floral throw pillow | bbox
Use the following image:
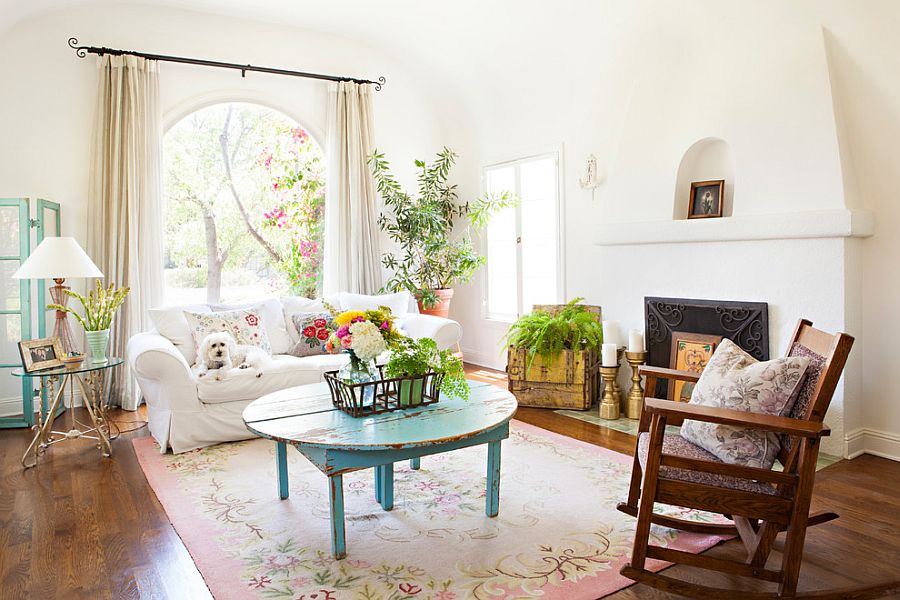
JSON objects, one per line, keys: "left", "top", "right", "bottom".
{"left": 289, "top": 312, "right": 336, "bottom": 357}
{"left": 680, "top": 338, "right": 810, "bottom": 469}
{"left": 183, "top": 308, "right": 272, "bottom": 357}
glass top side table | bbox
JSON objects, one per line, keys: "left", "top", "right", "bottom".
{"left": 13, "top": 358, "right": 124, "bottom": 469}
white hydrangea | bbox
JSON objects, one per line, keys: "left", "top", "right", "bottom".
{"left": 349, "top": 321, "right": 387, "bottom": 361}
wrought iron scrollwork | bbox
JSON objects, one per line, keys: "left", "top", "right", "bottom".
{"left": 646, "top": 301, "right": 685, "bottom": 343}
{"left": 716, "top": 307, "right": 766, "bottom": 359}
{"left": 68, "top": 37, "right": 86, "bottom": 58}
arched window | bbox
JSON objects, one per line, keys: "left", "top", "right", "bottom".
{"left": 163, "top": 102, "right": 325, "bottom": 304}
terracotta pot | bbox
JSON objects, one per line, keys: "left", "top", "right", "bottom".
{"left": 418, "top": 288, "right": 454, "bottom": 318}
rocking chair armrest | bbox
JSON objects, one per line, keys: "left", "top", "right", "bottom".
{"left": 644, "top": 398, "right": 830, "bottom": 438}
{"left": 639, "top": 365, "right": 700, "bottom": 384}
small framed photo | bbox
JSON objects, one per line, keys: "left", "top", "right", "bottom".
{"left": 18, "top": 337, "right": 65, "bottom": 372}
{"left": 688, "top": 180, "right": 725, "bottom": 219}
{"left": 668, "top": 332, "right": 722, "bottom": 402}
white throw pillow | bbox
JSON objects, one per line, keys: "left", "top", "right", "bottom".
{"left": 339, "top": 291, "right": 412, "bottom": 317}
{"left": 211, "top": 299, "right": 291, "bottom": 355}
{"left": 680, "top": 339, "right": 810, "bottom": 470}
{"left": 148, "top": 304, "right": 211, "bottom": 364}
{"left": 184, "top": 307, "right": 272, "bottom": 360}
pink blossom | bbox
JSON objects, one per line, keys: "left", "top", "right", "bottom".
{"left": 340, "top": 336, "right": 353, "bottom": 349}
{"left": 336, "top": 325, "right": 350, "bottom": 338}
{"left": 435, "top": 592, "right": 457, "bottom": 600}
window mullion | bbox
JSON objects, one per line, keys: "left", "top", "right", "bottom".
{"left": 514, "top": 163, "right": 524, "bottom": 317}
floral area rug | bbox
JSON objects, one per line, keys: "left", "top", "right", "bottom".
{"left": 133, "top": 421, "right": 728, "bottom": 600}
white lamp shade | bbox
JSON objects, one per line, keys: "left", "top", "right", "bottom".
{"left": 13, "top": 237, "right": 103, "bottom": 280}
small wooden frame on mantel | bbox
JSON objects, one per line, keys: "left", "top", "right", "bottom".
{"left": 688, "top": 179, "right": 725, "bottom": 219}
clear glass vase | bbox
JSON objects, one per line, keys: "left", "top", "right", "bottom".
{"left": 338, "top": 353, "right": 378, "bottom": 407}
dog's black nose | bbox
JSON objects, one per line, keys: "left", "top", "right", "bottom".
{"left": 216, "top": 351, "right": 223, "bottom": 357}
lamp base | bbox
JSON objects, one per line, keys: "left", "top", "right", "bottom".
{"left": 50, "top": 278, "right": 79, "bottom": 355}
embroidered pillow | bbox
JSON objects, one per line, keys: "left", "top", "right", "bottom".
{"left": 288, "top": 312, "right": 336, "bottom": 357}
{"left": 680, "top": 338, "right": 810, "bottom": 469}
{"left": 183, "top": 308, "right": 272, "bottom": 357}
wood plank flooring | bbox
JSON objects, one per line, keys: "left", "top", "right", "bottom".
{"left": 0, "top": 366, "right": 897, "bottom": 599}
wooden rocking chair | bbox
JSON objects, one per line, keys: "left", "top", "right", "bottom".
{"left": 617, "top": 319, "right": 900, "bottom": 599}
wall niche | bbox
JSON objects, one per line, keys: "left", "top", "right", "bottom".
{"left": 673, "top": 137, "right": 736, "bottom": 220}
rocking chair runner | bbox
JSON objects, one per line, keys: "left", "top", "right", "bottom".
{"left": 617, "top": 319, "right": 900, "bottom": 599}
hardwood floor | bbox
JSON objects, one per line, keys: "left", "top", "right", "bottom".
{"left": 0, "top": 367, "right": 898, "bottom": 599}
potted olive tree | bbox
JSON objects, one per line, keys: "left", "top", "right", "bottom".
{"left": 368, "top": 147, "right": 516, "bottom": 317}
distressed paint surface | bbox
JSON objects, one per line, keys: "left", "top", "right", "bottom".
{"left": 244, "top": 380, "right": 517, "bottom": 449}
{"left": 242, "top": 380, "right": 518, "bottom": 558}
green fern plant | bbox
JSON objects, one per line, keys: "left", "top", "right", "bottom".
{"left": 385, "top": 337, "right": 469, "bottom": 400}
{"left": 47, "top": 280, "right": 130, "bottom": 331}
{"left": 502, "top": 298, "right": 603, "bottom": 369}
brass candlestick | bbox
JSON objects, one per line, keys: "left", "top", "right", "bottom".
{"left": 599, "top": 363, "right": 622, "bottom": 420}
{"left": 625, "top": 350, "right": 648, "bottom": 419}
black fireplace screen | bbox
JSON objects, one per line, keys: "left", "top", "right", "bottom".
{"left": 644, "top": 296, "right": 769, "bottom": 398}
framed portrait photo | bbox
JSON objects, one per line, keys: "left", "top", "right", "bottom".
{"left": 688, "top": 179, "right": 725, "bottom": 219}
{"left": 18, "top": 337, "right": 65, "bottom": 373}
{"left": 667, "top": 331, "right": 723, "bottom": 402}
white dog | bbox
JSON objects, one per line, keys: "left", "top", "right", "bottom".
{"left": 195, "top": 332, "right": 268, "bottom": 380}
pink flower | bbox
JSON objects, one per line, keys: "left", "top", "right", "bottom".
{"left": 380, "top": 321, "right": 390, "bottom": 331}
{"left": 399, "top": 583, "right": 421, "bottom": 595}
{"left": 336, "top": 325, "right": 350, "bottom": 338}
{"left": 435, "top": 592, "right": 457, "bottom": 600}
{"left": 247, "top": 575, "right": 272, "bottom": 589}
{"left": 340, "top": 336, "right": 353, "bottom": 349}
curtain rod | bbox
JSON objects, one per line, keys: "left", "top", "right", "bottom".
{"left": 67, "top": 37, "right": 386, "bottom": 90}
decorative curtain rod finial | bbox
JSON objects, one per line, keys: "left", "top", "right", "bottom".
{"left": 68, "top": 37, "right": 87, "bottom": 58}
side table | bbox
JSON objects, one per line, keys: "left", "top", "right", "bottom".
{"left": 13, "top": 357, "right": 124, "bottom": 469}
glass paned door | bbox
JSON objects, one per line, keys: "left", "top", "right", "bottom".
{"left": 36, "top": 199, "right": 61, "bottom": 338}
{"left": 0, "top": 198, "right": 32, "bottom": 428}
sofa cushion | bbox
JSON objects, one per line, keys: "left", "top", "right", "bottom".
{"left": 197, "top": 354, "right": 351, "bottom": 404}
{"left": 339, "top": 291, "right": 413, "bottom": 317}
{"left": 148, "top": 303, "right": 211, "bottom": 364}
{"left": 212, "top": 298, "right": 291, "bottom": 355}
{"left": 289, "top": 312, "right": 336, "bottom": 357}
{"left": 184, "top": 307, "right": 273, "bottom": 357}
{"left": 680, "top": 338, "right": 809, "bottom": 469}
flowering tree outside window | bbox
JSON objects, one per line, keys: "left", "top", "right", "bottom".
{"left": 164, "top": 102, "right": 325, "bottom": 304}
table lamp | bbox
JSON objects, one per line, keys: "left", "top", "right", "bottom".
{"left": 13, "top": 237, "right": 103, "bottom": 354}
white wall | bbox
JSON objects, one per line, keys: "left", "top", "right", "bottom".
{"left": 450, "top": 1, "right": 898, "bottom": 459}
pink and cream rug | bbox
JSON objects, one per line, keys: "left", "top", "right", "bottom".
{"left": 134, "top": 421, "right": 728, "bottom": 600}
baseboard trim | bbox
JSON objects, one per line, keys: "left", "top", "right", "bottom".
{"left": 0, "top": 391, "right": 84, "bottom": 419}
{"left": 845, "top": 428, "right": 900, "bottom": 462}
{"left": 460, "top": 347, "right": 505, "bottom": 371}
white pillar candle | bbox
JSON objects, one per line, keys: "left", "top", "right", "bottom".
{"left": 628, "top": 329, "right": 644, "bottom": 353}
{"left": 602, "top": 320, "right": 621, "bottom": 347}
{"left": 602, "top": 343, "right": 619, "bottom": 367}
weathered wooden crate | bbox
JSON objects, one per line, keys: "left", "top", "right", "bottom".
{"left": 506, "top": 304, "right": 602, "bottom": 411}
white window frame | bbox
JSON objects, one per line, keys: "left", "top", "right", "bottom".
{"left": 480, "top": 147, "right": 566, "bottom": 323}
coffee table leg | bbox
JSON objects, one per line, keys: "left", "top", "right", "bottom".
{"left": 276, "top": 442, "right": 289, "bottom": 499}
{"left": 329, "top": 474, "right": 346, "bottom": 559}
{"left": 379, "top": 463, "right": 394, "bottom": 511}
{"left": 410, "top": 457, "right": 421, "bottom": 470}
{"left": 374, "top": 466, "right": 382, "bottom": 503}
{"left": 486, "top": 441, "right": 501, "bottom": 517}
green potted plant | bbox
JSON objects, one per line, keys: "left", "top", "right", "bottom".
{"left": 48, "top": 281, "right": 130, "bottom": 363}
{"left": 385, "top": 337, "right": 468, "bottom": 404}
{"left": 368, "top": 147, "right": 516, "bottom": 317}
{"left": 502, "top": 298, "right": 604, "bottom": 410}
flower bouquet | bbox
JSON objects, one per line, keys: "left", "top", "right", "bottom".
{"left": 325, "top": 307, "right": 404, "bottom": 384}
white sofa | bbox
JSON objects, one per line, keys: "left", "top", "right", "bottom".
{"left": 126, "top": 292, "right": 462, "bottom": 454}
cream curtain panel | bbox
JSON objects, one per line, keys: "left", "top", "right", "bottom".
{"left": 87, "top": 54, "right": 164, "bottom": 410}
{"left": 324, "top": 81, "right": 383, "bottom": 295}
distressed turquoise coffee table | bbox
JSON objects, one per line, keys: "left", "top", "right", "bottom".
{"left": 242, "top": 380, "right": 517, "bottom": 559}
